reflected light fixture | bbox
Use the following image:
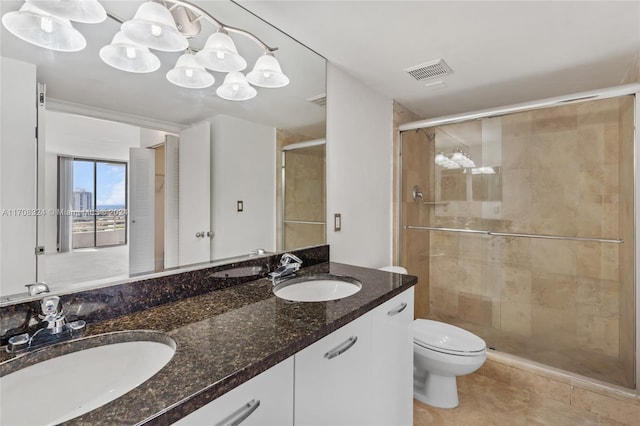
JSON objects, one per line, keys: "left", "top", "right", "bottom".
{"left": 434, "top": 152, "right": 460, "bottom": 169}
{"left": 166, "top": 50, "right": 215, "bottom": 89}
{"left": 195, "top": 29, "right": 247, "bottom": 72}
{"left": 121, "top": 1, "right": 188, "bottom": 52}
{"left": 435, "top": 150, "right": 476, "bottom": 169}
{"left": 451, "top": 150, "right": 476, "bottom": 168}
{"left": 99, "top": 31, "right": 160, "bottom": 73}
{"left": 247, "top": 51, "right": 290, "bottom": 88}
{"left": 216, "top": 71, "right": 257, "bottom": 101}
{"left": 2, "top": 0, "right": 290, "bottom": 101}
{"left": 2, "top": 2, "right": 86, "bottom": 52}
{"left": 26, "top": 0, "right": 107, "bottom": 24}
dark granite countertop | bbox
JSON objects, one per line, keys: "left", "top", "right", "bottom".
{"left": 1, "top": 261, "right": 416, "bottom": 425}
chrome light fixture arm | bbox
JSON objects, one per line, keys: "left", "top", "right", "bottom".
{"left": 103, "top": 0, "right": 278, "bottom": 53}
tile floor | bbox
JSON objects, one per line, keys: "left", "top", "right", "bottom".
{"left": 45, "top": 245, "right": 129, "bottom": 289}
{"left": 413, "top": 373, "right": 638, "bottom": 426}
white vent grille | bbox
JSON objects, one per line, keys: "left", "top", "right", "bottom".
{"left": 307, "top": 93, "right": 326, "bottom": 107}
{"left": 405, "top": 59, "right": 453, "bottom": 81}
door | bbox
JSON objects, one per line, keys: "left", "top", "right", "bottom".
{"left": 178, "top": 121, "right": 211, "bottom": 266}
{"left": 129, "top": 148, "right": 155, "bottom": 275}
{"left": 164, "top": 135, "right": 179, "bottom": 269}
{"left": 371, "top": 288, "right": 415, "bottom": 426}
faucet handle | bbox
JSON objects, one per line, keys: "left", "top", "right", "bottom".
{"left": 40, "top": 296, "right": 61, "bottom": 317}
{"left": 25, "top": 282, "right": 50, "bottom": 296}
{"left": 280, "top": 253, "right": 302, "bottom": 266}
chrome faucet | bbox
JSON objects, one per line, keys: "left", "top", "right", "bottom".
{"left": 5, "top": 295, "right": 86, "bottom": 353}
{"left": 268, "top": 253, "right": 302, "bottom": 284}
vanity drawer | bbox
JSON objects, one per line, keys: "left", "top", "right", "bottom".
{"left": 174, "top": 357, "right": 293, "bottom": 426}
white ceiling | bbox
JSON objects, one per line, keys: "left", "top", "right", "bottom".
{"left": 237, "top": 0, "right": 640, "bottom": 119}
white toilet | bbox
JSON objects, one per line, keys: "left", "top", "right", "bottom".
{"left": 412, "top": 319, "right": 486, "bottom": 408}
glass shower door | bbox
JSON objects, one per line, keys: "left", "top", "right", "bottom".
{"left": 282, "top": 142, "right": 326, "bottom": 250}
{"left": 400, "top": 95, "right": 636, "bottom": 389}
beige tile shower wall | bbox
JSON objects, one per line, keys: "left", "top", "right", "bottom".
{"left": 618, "top": 96, "right": 635, "bottom": 388}
{"left": 400, "top": 128, "right": 433, "bottom": 318}
{"left": 393, "top": 101, "right": 423, "bottom": 266}
{"left": 276, "top": 129, "right": 325, "bottom": 251}
{"left": 425, "top": 97, "right": 635, "bottom": 387}
{"left": 622, "top": 50, "right": 640, "bottom": 84}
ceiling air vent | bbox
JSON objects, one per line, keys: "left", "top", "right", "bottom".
{"left": 307, "top": 93, "right": 326, "bottom": 107}
{"left": 405, "top": 59, "right": 453, "bottom": 81}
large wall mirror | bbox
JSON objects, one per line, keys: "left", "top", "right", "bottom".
{"left": 0, "top": 0, "right": 326, "bottom": 301}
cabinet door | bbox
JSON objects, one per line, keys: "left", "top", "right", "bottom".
{"left": 371, "top": 288, "right": 415, "bottom": 426}
{"left": 174, "top": 357, "right": 293, "bottom": 426}
{"left": 294, "top": 313, "right": 372, "bottom": 426}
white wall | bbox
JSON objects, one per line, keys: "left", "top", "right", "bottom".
{"left": 210, "top": 115, "right": 276, "bottom": 259}
{"left": 140, "top": 127, "right": 169, "bottom": 148}
{"left": 46, "top": 110, "right": 141, "bottom": 160}
{"left": 0, "top": 57, "right": 37, "bottom": 295}
{"left": 326, "top": 64, "right": 394, "bottom": 268}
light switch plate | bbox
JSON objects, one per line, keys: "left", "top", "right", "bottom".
{"left": 334, "top": 213, "right": 341, "bottom": 231}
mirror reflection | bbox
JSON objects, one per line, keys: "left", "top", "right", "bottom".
{"left": 0, "top": 0, "right": 327, "bottom": 300}
{"left": 434, "top": 124, "right": 503, "bottom": 204}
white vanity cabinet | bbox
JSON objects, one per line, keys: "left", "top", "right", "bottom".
{"left": 294, "top": 287, "right": 415, "bottom": 426}
{"left": 173, "top": 287, "right": 415, "bottom": 426}
{"left": 371, "top": 287, "right": 415, "bottom": 426}
{"left": 174, "top": 357, "right": 294, "bottom": 426}
{"left": 294, "top": 313, "right": 373, "bottom": 426}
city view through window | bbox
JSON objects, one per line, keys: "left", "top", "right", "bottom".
{"left": 71, "top": 159, "right": 127, "bottom": 249}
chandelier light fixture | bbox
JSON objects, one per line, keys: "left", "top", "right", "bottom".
{"left": 2, "top": 0, "right": 290, "bottom": 101}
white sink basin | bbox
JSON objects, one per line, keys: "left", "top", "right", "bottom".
{"left": 273, "top": 274, "right": 362, "bottom": 302}
{"left": 0, "top": 331, "right": 175, "bottom": 425}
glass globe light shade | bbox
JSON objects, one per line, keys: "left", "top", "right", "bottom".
{"left": 121, "top": 1, "right": 188, "bottom": 52}
{"left": 195, "top": 30, "right": 247, "bottom": 72}
{"left": 216, "top": 71, "right": 257, "bottom": 101}
{"left": 99, "top": 31, "right": 161, "bottom": 73}
{"left": 166, "top": 51, "right": 215, "bottom": 89}
{"left": 2, "top": 2, "right": 86, "bottom": 52}
{"left": 26, "top": 0, "right": 106, "bottom": 23}
{"left": 246, "top": 53, "right": 289, "bottom": 88}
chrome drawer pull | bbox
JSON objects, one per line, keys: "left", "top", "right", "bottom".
{"left": 324, "top": 336, "right": 358, "bottom": 360}
{"left": 387, "top": 302, "right": 408, "bottom": 316}
{"left": 216, "top": 399, "right": 260, "bottom": 426}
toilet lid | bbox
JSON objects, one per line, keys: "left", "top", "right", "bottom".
{"left": 413, "top": 319, "right": 486, "bottom": 355}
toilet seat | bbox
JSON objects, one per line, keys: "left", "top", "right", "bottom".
{"left": 413, "top": 319, "right": 486, "bottom": 356}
